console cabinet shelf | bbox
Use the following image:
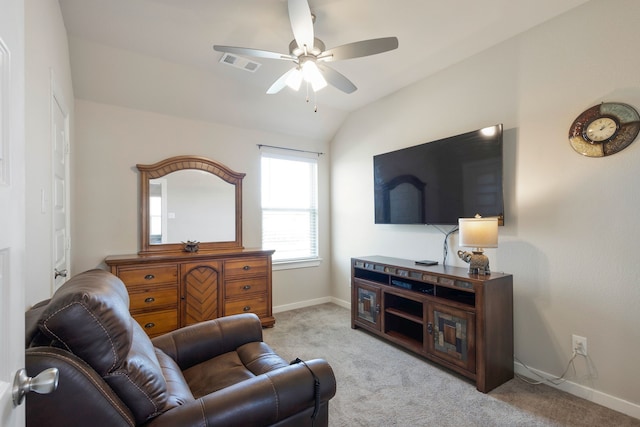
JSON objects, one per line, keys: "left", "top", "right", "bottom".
{"left": 351, "top": 256, "right": 513, "bottom": 392}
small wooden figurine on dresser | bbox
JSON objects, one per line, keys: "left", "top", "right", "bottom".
{"left": 105, "top": 155, "right": 275, "bottom": 338}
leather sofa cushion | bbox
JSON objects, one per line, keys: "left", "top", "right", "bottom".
{"left": 151, "top": 313, "right": 264, "bottom": 371}
{"left": 38, "top": 269, "right": 133, "bottom": 375}
{"left": 37, "top": 269, "right": 171, "bottom": 425}
{"left": 237, "top": 341, "right": 290, "bottom": 375}
{"left": 182, "top": 342, "right": 288, "bottom": 399}
{"left": 155, "top": 348, "right": 194, "bottom": 410}
{"left": 25, "top": 300, "right": 49, "bottom": 347}
{"left": 183, "top": 351, "right": 255, "bottom": 398}
{"left": 104, "top": 322, "right": 170, "bottom": 424}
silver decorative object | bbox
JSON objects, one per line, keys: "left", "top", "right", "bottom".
{"left": 457, "top": 250, "right": 490, "bottom": 275}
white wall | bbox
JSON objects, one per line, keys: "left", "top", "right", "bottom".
{"left": 331, "top": 0, "right": 640, "bottom": 415}
{"left": 72, "top": 100, "right": 332, "bottom": 310}
{"left": 24, "top": 0, "right": 74, "bottom": 306}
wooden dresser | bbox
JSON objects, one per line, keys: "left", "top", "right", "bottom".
{"left": 105, "top": 248, "right": 275, "bottom": 337}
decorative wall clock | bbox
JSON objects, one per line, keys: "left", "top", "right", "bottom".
{"left": 568, "top": 102, "right": 640, "bottom": 157}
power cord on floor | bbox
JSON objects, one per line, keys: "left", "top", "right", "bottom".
{"left": 514, "top": 352, "right": 579, "bottom": 386}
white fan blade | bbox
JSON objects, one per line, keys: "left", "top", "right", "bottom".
{"left": 288, "top": 0, "right": 314, "bottom": 51}
{"left": 319, "top": 37, "right": 399, "bottom": 62}
{"left": 267, "top": 67, "right": 299, "bottom": 94}
{"left": 317, "top": 63, "right": 357, "bottom": 94}
{"left": 214, "top": 45, "right": 295, "bottom": 61}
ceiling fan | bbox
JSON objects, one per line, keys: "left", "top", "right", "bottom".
{"left": 213, "top": 0, "right": 399, "bottom": 95}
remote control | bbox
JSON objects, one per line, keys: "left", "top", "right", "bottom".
{"left": 415, "top": 260, "right": 438, "bottom": 266}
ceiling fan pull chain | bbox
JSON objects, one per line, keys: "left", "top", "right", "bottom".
{"left": 303, "top": 81, "right": 318, "bottom": 112}
{"left": 314, "top": 90, "right": 318, "bottom": 113}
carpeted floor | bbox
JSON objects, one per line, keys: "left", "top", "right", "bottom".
{"left": 263, "top": 303, "right": 640, "bottom": 427}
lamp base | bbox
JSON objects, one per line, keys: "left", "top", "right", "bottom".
{"left": 457, "top": 250, "right": 491, "bottom": 275}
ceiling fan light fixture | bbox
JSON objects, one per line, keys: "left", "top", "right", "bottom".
{"left": 214, "top": 0, "right": 398, "bottom": 96}
{"left": 301, "top": 59, "right": 327, "bottom": 91}
{"left": 286, "top": 67, "right": 303, "bottom": 90}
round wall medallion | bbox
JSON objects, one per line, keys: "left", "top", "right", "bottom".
{"left": 568, "top": 102, "right": 640, "bottom": 157}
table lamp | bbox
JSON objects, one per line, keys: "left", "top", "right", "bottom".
{"left": 457, "top": 214, "right": 498, "bottom": 275}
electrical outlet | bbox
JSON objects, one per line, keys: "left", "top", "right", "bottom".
{"left": 572, "top": 334, "right": 587, "bottom": 356}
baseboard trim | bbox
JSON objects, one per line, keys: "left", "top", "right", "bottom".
{"left": 514, "top": 362, "right": 640, "bottom": 420}
{"left": 273, "top": 297, "right": 349, "bottom": 314}
{"left": 329, "top": 297, "right": 350, "bottom": 309}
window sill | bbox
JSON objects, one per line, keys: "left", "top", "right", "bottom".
{"left": 272, "top": 258, "right": 323, "bottom": 271}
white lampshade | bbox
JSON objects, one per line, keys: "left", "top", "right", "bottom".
{"left": 458, "top": 216, "right": 498, "bottom": 249}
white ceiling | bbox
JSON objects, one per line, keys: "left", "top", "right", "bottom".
{"left": 58, "top": 0, "right": 589, "bottom": 141}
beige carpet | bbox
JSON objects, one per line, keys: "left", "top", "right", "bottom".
{"left": 263, "top": 303, "right": 639, "bottom": 427}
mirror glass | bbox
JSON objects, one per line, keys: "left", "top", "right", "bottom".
{"left": 138, "top": 156, "right": 244, "bottom": 254}
{"left": 149, "top": 170, "right": 235, "bottom": 244}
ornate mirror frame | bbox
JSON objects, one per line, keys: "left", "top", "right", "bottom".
{"left": 138, "top": 155, "right": 245, "bottom": 254}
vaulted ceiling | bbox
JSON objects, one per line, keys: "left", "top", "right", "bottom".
{"left": 59, "top": 0, "right": 589, "bottom": 141}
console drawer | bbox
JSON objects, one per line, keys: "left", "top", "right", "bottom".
{"left": 132, "top": 309, "right": 178, "bottom": 337}
{"left": 224, "top": 296, "right": 268, "bottom": 317}
{"left": 225, "top": 257, "right": 268, "bottom": 278}
{"left": 225, "top": 277, "right": 267, "bottom": 298}
{"left": 117, "top": 265, "right": 178, "bottom": 286}
{"left": 128, "top": 285, "right": 178, "bottom": 311}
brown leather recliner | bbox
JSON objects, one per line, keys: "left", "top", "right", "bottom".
{"left": 24, "top": 269, "right": 336, "bottom": 426}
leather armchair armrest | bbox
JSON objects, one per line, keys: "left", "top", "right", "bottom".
{"left": 146, "top": 359, "right": 336, "bottom": 427}
{"left": 151, "top": 313, "right": 263, "bottom": 370}
{"left": 26, "top": 347, "right": 135, "bottom": 427}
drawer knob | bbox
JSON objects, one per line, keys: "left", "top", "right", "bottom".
{"left": 144, "top": 274, "right": 155, "bottom": 280}
{"left": 242, "top": 285, "right": 252, "bottom": 290}
{"left": 144, "top": 322, "right": 155, "bottom": 329}
{"left": 243, "top": 306, "right": 251, "bottom": 312}
{"left": 144, "top": 297, "right": 155, "bottom": 303}
{"left": 242, "top": 265, "right": 251, "bottom": 271}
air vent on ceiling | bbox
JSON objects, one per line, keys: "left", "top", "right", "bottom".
{"left": 219, "top": 53, "right": 261, "bottom": 73}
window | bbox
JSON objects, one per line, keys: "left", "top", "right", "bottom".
{"left": 261, "top": 151, "right": 318, "bottom": 263}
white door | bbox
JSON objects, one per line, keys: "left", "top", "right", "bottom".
{"left": 0, "top": 0, "right": 26, "bottom": 425}
{"left": 51, "top": 82, "right": 70, "bottom": 291}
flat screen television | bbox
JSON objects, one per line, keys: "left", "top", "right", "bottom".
{"left": 374, "top": 124, "right": 504, "bottom": 225}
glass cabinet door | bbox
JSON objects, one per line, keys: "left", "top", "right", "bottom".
{"left": 354, "top": 280, "right": 381, "bottom": 330}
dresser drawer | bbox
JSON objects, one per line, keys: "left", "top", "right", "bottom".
{"left": 118, "top": 265, "right": 178, "bottom": 286}
{"left": 225, "top": 257, "right": 268, "bottom": 278}
{"left": 225, "top": 277, "right": 267, "bottom": 298}
{"left": 128, "top": 285, "right": 178, "bottom": 311}
{"left": 132, "top": 309, "right": 178, "bottom": 337}
{"left": 224, "top": 296, "right": 268, "bottom": 317}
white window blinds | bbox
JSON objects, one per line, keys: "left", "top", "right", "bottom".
{"left": 261, "top": 151, "right": 318, "bottom": 262}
